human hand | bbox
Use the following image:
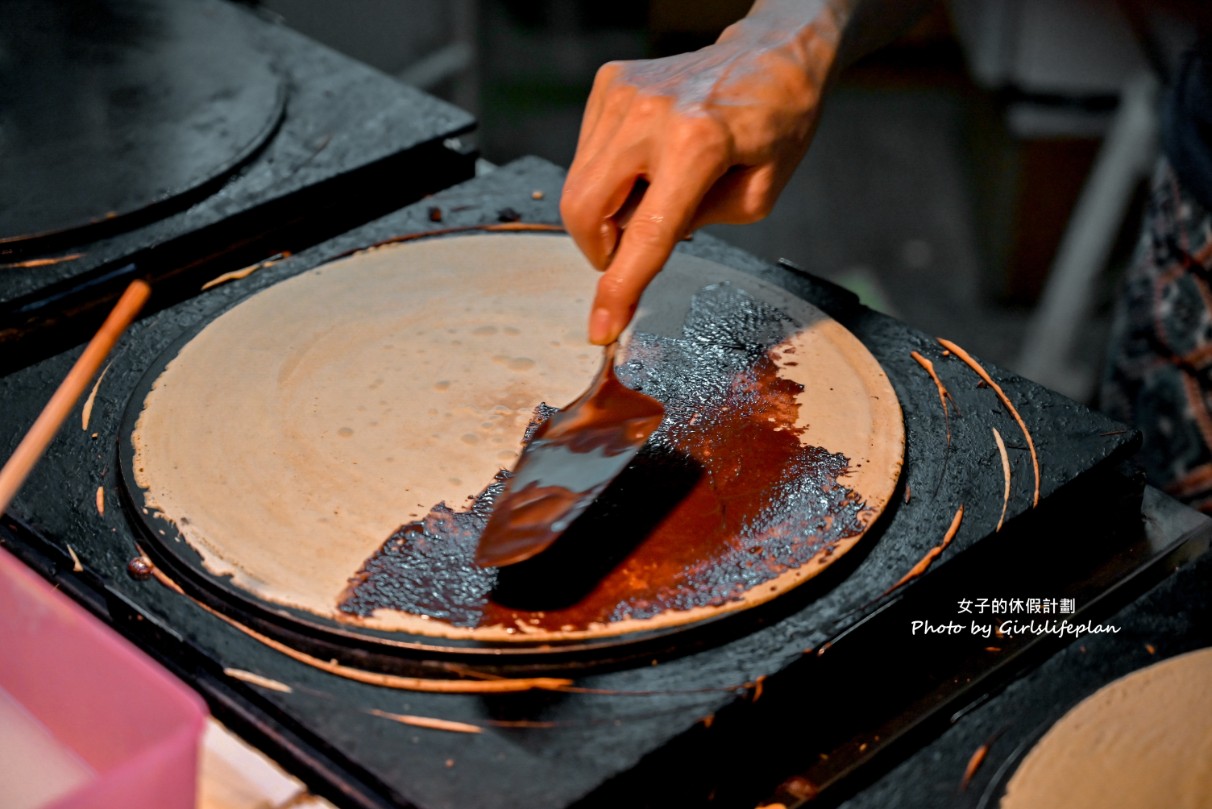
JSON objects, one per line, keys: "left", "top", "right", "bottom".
{"left": 561, "top": 4, "right": 844, "bottom": 344}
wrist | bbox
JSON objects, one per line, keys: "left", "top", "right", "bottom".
{"left": 719, "top": 0, "right": 849, "bottom": 90}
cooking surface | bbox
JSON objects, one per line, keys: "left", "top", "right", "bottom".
{"left": 999, "top": 647, "right": 1212, "bottom": 809}
{"left": 123, "top": 233, "right": 903, "bottom": 650}
{"left": 0, "top": 158, "right": 1148, "bottom": 808}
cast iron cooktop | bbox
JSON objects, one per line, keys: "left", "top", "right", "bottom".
{"left": 1, "top": 159, "right": 1150, "bottom": 809}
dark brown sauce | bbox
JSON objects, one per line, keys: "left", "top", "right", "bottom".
{"left": 338, "top": 284, "right": 869, "bottom": 632}
{"left": 475, "top": 342, "right": 666, "bottom": 567}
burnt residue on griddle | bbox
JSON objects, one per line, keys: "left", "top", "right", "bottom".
{"left": 339, "top": 474, "right": 501, "bottom": 623}
{"left": 339, "top": 403, "right": 563, "bottom": 621}
{"left": 338, "top": 283, "right": 870, "bottom": 631}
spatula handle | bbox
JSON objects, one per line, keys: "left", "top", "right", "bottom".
{"left": 0, "top": 280, "right": 151, "bottom": 515}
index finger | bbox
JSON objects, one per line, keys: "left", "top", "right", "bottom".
{"left": 588, "top": 119, "right": 732, "bottom": 344}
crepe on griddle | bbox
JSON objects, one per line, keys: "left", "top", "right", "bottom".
{"left": 131, "top": 234, "right": 903, "bottom": 643}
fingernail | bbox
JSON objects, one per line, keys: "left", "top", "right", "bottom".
{"left": 589, "top": 307, "right": 614, "bottom": 345}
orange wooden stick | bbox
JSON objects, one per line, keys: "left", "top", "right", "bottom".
{"left": 0, "top": 280, "right": 151, "bottom": 515}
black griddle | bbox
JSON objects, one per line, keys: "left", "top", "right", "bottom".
{"left": 2, "top": 157, "right": 1188, "bottom": 809}
{"left": 823, "top": 493, "right": 1212, "bottom": 809}
{"left": 0, "top": 0, "right": 475, "bottom": 371}
{"left": 109, "top": 229, "right": 895, "bottom": 673}
{"left": 0, "top": 0, "right": 286, "bottom": 246}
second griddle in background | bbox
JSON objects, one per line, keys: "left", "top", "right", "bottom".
{"left": 0, "top": 0, "right": 286, "bottom": 247}
{"left": 0, "top": 0, "right": 474, "bottom": 370}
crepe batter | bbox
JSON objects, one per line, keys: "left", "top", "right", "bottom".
{"left": 131, "top": 233, "right": 903, "bottom": 642}
{"left": 1001, "top": 647, "right": 1212, "bottom": 809}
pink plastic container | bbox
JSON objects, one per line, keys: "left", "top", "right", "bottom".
{"left": 0, "top": 546, "right": 207, "bottom": 809}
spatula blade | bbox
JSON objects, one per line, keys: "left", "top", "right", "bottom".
{"left": 475, "top": 343, "right": 664, "bottom": 568}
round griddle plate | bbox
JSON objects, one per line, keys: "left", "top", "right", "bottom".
{"left": 979, "top": 650, "right": 1212, "bottom": 809}
{"left": 120, "top": 232, "right": 904, "bottom": 668}
{"left": 0, "top": 0, "right": 285, "bottom": 247}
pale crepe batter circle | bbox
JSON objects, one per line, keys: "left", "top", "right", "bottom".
{"left": 131, "top": 233, "right": 903, "bottom": 642}
{"left": 1001, "top": 647, "right": 1212, "bottom": 809}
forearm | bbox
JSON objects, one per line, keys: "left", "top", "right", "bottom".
{"left": 723, "top": 0, "right": 937, "bottom": 81}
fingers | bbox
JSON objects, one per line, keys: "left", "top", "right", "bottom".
{"left": 565, "top": 51, "right": 811, "bottom": 344}
{"left": 568, "top": 118, "right": 802, "bottom": 343}
{"left": 588, "top": 120, "right": 733, "bottom": 344}
{"left": 687, "top": 162, "right": 789, "bottom": 230}
{"left": 562, "top": 72, "right": 650, "bottom": 271}
{"left": 563, "top": 35, "right": 829, "bottom": 345}
{"left": 574, "top": 61, "right": 626, "bottom": 157}
{"left": 562, "top": 156, "right": 646, "bottom": 272}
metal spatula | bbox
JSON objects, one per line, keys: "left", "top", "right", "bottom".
{"left": 474, "top": 341, "right": 665, "bottom": 568}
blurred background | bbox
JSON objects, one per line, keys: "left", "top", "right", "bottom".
{"left": 256, "top": 0, "right": 1189, "bottom": 404}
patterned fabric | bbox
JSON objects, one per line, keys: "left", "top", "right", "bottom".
{"left": 1162, "top": 44, "right": 1212, "bottom": 214}
{"left": 1101, "top": 158, "right": 1212, "bottom": 512}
